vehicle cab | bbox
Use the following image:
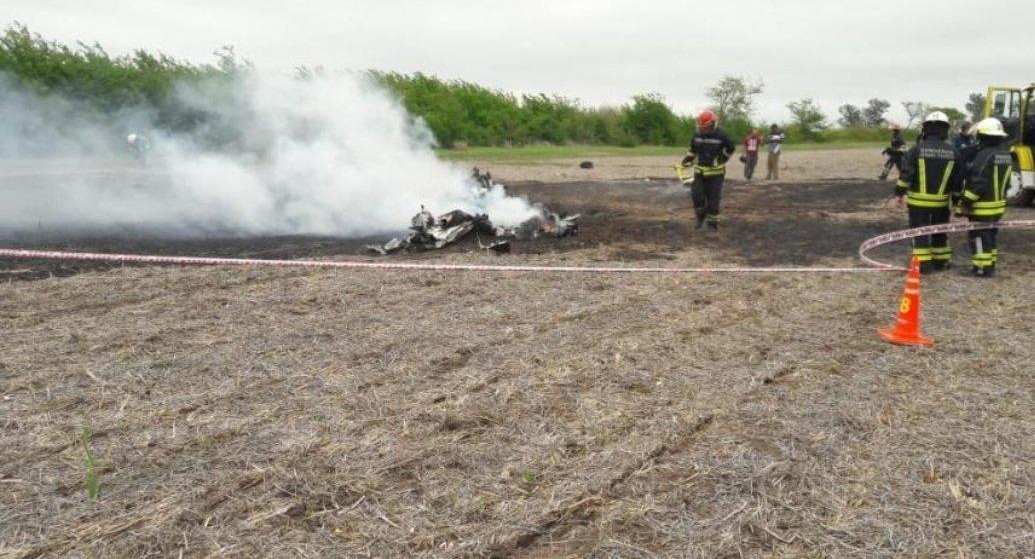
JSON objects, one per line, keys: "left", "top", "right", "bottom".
{"left": 985, "top": 84, "right": 1035, "bottom": 204}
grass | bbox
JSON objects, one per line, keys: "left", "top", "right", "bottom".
{"left": 437, "top": 141, "right": 886, "bottom": 163}
{"left": 81, "top": 426, "right": 98, "bottom": 501}
{"left": 2, "top": 180, "right": 1033, "bottom": 557}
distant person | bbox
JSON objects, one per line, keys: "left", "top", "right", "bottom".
{"left": 878, "top": 124, "right": 906, "bottom": 181}
{"left": 894, "top": 111, "right": 960, "bottom": 274}
{"left": 955, "top": 118, "right": 1012, "bottom": 277}
{"left": 680, "top": 110, "right": 735, "bottom": 231}
{"left": 765, "top": 124, "right": 785, "bottom": 180}
{"left": 126, "top": 133, "right": 150, "bottom": 165}
{"left": 742, "top": 129, "right": 762, "bottom": 180}
{"left": 954, "top": 122, "right": 975, "bottom": 152}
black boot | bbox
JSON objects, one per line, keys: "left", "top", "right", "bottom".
{"left": 919, "top": 261, "right": 935, "bottom": 275}
{"left": 694, "top": 214, "right": 705, "bottom": 229}
{"left": 932, "top": 260, "right": 950, "bottom": 271}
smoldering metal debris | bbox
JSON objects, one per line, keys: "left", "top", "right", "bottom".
{"left": 367, "top": 169, "right": 579, "bottom": 255}
{"left": 366, "top": 206, "right": 579, "bottom": 255}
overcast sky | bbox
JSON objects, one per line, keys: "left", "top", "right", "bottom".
{"left": 7, "top": 0, "right": 1031, "bottom": 123}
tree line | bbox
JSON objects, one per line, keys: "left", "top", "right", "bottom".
{"left": 0, "top": 24, "right": 252, "bottom": 136}
{"left": 0, "top": 23, "right": 985, "bottom": 150}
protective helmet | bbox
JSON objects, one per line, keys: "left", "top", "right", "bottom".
{"left": 697, "top": 110, "right": 718, "bottom": 131}
{"left": 970, "top": 117, "right": 1008, "bottom": 137}
{"left": 127, "top": 133, "right": 138, "bottom": 143}
{"left": 889, "top": 123, "right": 901, "bottom": 131}
{"left": 923, "top": 111, "right": 950, "bottom": 125}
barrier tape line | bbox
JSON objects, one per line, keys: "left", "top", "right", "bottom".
{"left": 858, "top": 219, "right": 1035, "bottom": 269}
{"left": 1, "top": 220, "right": 1032, "bottom": 275}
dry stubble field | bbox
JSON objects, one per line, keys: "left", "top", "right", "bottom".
{"left": 1, "top": 150, "right": 1033, "bottom": 558}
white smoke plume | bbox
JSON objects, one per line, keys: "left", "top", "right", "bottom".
{"left": 0, "top": 72, "right": 540, "bottom": 237}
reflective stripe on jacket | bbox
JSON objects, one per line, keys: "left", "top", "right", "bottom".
{"left": 687, "top": 129, "right": 735, "bottom": 177}
{"left": 895, "top": 138, "right": 961, "bottom": 208}
{"left": 961, "top": 146, "right": 1012, "bottom": 220}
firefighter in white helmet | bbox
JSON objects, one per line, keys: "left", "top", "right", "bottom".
{"left": 955, "top": 117, "right": 1012, "bottom": 277}
{"left": 894, "top": 111, "right": 961, "bottom": 273}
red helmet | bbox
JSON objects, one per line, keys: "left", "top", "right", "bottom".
{"left": 697, "top": 110, "right": 718, "bottom": 131}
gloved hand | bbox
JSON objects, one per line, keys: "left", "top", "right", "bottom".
{"left": 681, "top": 154, "right": 695, "bottom": 166}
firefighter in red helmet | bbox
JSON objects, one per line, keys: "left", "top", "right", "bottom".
{"left": 680, "top": 110, "right": 736, "bottom": 231}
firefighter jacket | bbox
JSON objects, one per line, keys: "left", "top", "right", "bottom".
{"left": 883, "top": 131, "right": 907, "bottom": 157}
{"left": 959, "top": 144, "right": 1013, "bottom": 220}
{"left": 895, "top": 137, "right": 961, "bottom": 209}
{"left": 685, "top": 129, "right": 736, "bottom": 177}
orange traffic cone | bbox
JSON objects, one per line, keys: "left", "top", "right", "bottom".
{"left": 878, "top": 256, "right": 934, "bottom": 347}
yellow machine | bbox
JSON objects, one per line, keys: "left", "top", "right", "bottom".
{"left": 984, "top": 84, "right": 1035, "bottom": 205}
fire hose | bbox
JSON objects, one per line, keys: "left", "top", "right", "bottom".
{"left": 1, "top": 220, "right": 1033, "bottom": 275}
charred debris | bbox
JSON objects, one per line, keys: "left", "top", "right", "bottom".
{"left": 367, "top": 168, "right": 579, "bottom": 255}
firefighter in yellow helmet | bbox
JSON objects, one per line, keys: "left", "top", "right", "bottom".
{"left": 955, "top": 118, "right": 1012, "bottom": 277}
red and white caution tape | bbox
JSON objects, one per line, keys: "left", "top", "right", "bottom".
{"left": 858, "top": 219, "right": 1035, "bottom": 270}
{"left": 0, "top": 248, "right": 888, "bottom": 274}
{"left": 1, "top": 220, "right": 1032, "bottom": 275}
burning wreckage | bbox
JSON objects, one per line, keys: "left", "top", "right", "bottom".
{"left": 367, "top": 169, "right": 579, "bottom": 255}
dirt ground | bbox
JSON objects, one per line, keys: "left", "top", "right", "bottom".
{"left": 1, "top": 154, "right": 1034, "bottom": 558}
{"left": 461, "top": 147, "right": 884, "bottom": 184}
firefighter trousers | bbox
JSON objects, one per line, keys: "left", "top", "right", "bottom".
{"left": 691, "top": 174, "right": 724, "bottom": 228}
{"left": 908, "top": 207, "right": 950, "bottom": 270}
{"left": 967, "top": 221, "right": 999, "bottom": 271}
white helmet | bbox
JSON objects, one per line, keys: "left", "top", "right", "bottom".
{"left": 970, "top": 117, "right": 1008, "bottom": 137}
{"left": 923, "top": 111, "right": 950, "bottom": 124}
{"left": 127, "top": 133, "right": 138, "bottom": 143}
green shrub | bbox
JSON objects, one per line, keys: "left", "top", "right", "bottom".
{"left": 2, "top": 24, "right": 907, "bottom": 150}
{"left": 370, "top": 73, "right": 695, "bottom": 148}
{"left": 0, "top": 23, "right": 228, "bottom": 134}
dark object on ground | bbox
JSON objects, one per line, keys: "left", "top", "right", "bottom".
{"left": 739, "top": 155, "right": 747, "bottom": 163}
{"left": 580, "top": 161, "right": 594, "bottom": 169}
